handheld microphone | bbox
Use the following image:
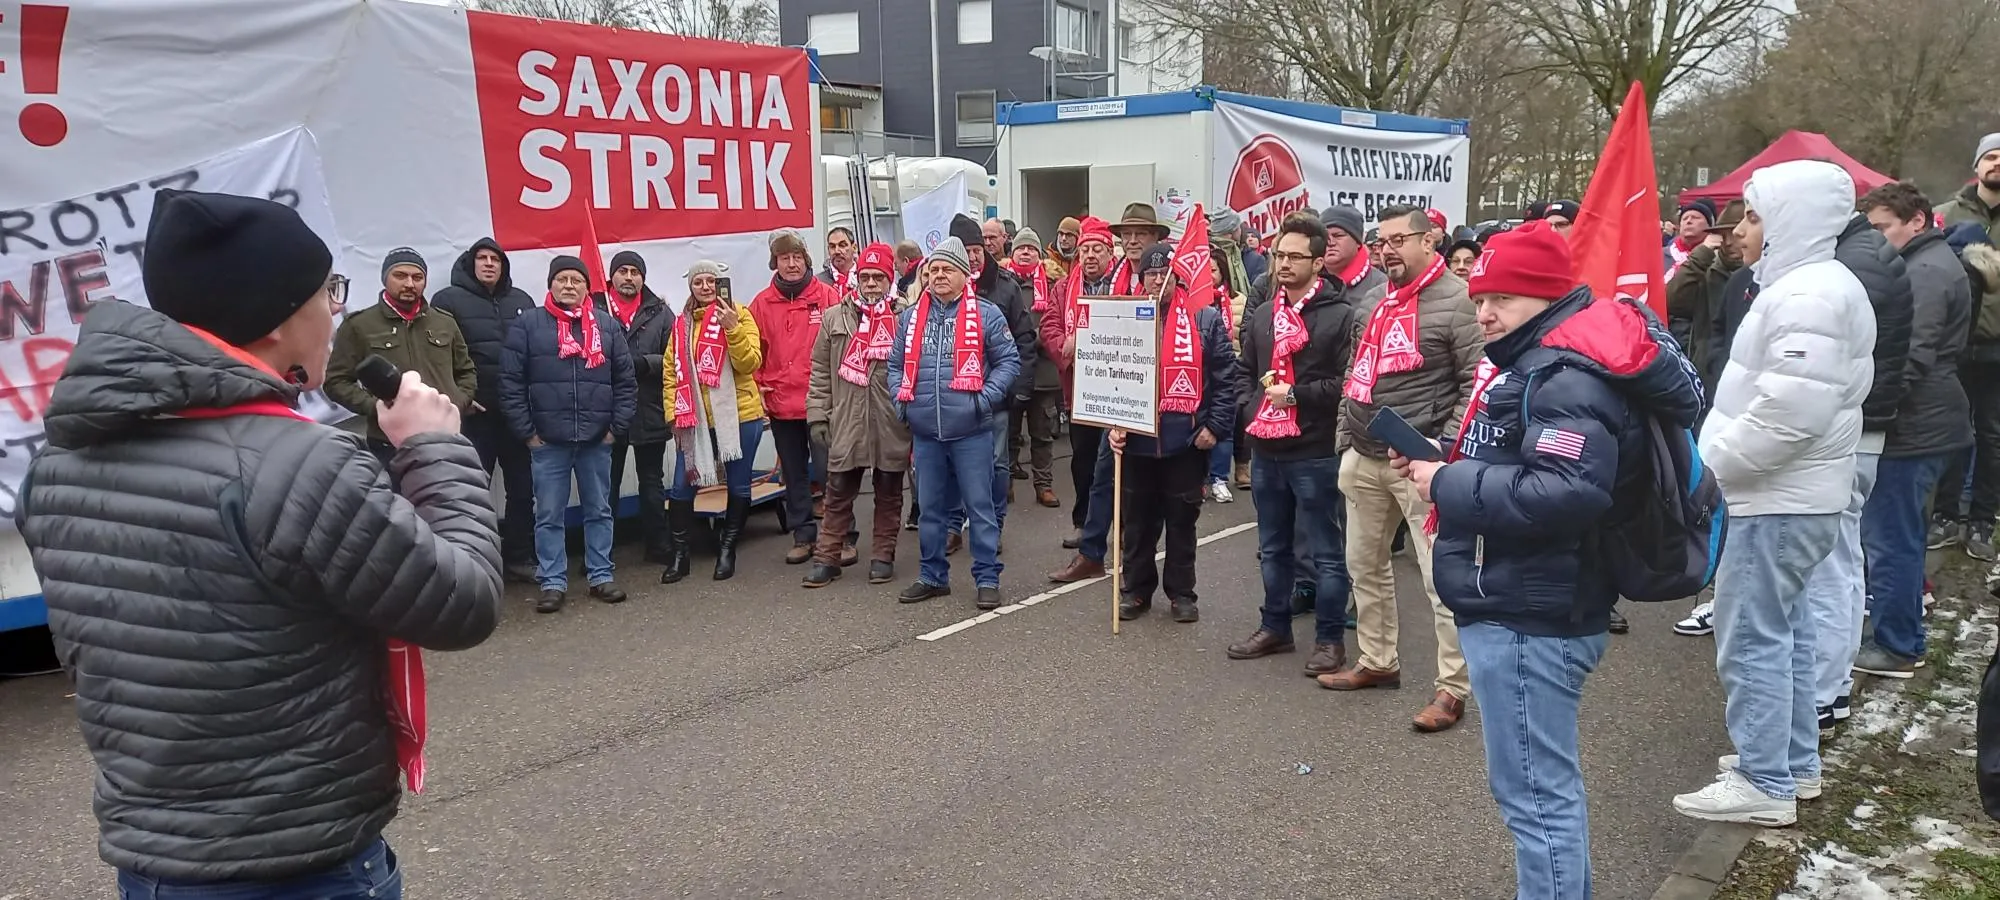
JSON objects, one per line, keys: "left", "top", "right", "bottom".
{"left": 355, "top": 354, "right": 404, "bottom": 407}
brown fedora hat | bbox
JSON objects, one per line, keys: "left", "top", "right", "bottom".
{"left": 1111, "top": 202, "right": 1171, "bottom": 238}
{"left": 1706, "top": 198, "right": 1745, "bottom": 233}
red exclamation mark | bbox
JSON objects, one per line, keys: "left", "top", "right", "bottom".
{"left": 16, "top": 4, "right": 69, "bottom": 147}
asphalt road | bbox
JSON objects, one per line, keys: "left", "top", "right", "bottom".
{"left": 0, "top": 468, "right": 1730, "bottom": 900}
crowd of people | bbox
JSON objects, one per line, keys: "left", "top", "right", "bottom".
{"left": 13, "top": 128, "right": 2000, "bottom": 899}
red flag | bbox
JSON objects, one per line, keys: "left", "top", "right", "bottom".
{"left": 1171, "top": 203, "right": 1216, "bottom": 307}
{"left": 577, "top": 196, "right": 608, "bottom": 296}
{"left": 1568, "top": 82, "right": 1666, "bottom": 318}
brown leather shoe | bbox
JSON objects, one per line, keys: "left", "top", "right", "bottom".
{"left": 785, "top": 542, "right": 812, "bottom": 564}
{"left": 1037, "top": 487, "right": 1060, "bottom": 508}
{"left": 1047, "top": 553, "right": 1106, "bottom": 583}
{"left": 1316, "top": 665, "right": 1403, "bottom": 691}
{"left": 946, "top": 531, "right": 964, "bottom": 556}
{"left": 1226, "top": 629, "right": 1296, "bottom": 660}
{"left": 1412, "top": 691, "right": 1466, "bottom": 733}
{"left": 840, "top": 543, "right": 859, "bottom": 567}
{"left": 1231, "top": 461, "right": 1251, "bottom": 489}
{"left": 1302, "top": 642, "right": 1347, "bottom": 677}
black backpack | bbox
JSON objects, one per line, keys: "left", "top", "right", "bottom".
{"left": 1520, "top": 359, "right": 1726, "bottom": 603}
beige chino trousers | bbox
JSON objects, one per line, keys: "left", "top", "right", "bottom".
{"left": 1339, "top": 450, "right": 1470, "bottom": 700}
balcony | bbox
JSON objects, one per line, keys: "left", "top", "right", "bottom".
{"left": 823, "top": 128, "right": 936, "bottom": 158}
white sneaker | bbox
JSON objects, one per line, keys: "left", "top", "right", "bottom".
{"left": 1674, "top": 769, "right": 1797, "bottom": 826}
{"left": 1715, "top": 754, "right": 1821, "bottom": 800}
{"left": 1208, "top": 480, "right": 1233, "bottom": 503}
{"left": 1673, "top": 602, "right": 1715, "bottom": 636}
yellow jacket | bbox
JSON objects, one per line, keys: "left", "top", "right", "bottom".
{"left": 661, "top": 301, "right": 765, "bottom": 423}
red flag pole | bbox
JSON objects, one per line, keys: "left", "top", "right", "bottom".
{"left": 1568, "top": 82, "right": 1668, "bottom": 319}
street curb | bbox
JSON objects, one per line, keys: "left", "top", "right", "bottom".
{"left": 1649, "top": 822, "right": 1757, "bottom": 900}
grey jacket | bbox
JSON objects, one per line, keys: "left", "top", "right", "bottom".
{"left": 18, "top": 301, "right": 502, "bottom": 881}
{"left": 1338, "top": 272, "right": 1485, "bottom": 457}
{"left": 1884, "top": 230, "right": 1974, "bottom": 458}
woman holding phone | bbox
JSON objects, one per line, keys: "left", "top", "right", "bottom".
{"left": 660, "top": 262, "right": 766, "bottom": 583}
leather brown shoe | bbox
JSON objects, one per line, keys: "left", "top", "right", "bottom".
{"left": 1037, "top": 487, "right": 1060, "bottom": 508}
{"left": 1412, "top": 691, "right": 1466, "bottom": 733}
{"left": 840, "top": 543, "right": 860, "bottom": 567}
{"left": 1048, "top": 553, "right": 1106, "bottom": 583}
{"left": 1231, "top": 461, "right": 1251, "bottom": 489}
{"left": 785, "top": 542, "right": 812, "bottom": 564}
{"left": 1226, "top": 629, "right": 1296, "bottom": 659}
{"left": 1317, "top": 665, "right": 1403, "bottom": 691}
{"left": 1302, "top": 642, "right": 1346, "bottom": 677}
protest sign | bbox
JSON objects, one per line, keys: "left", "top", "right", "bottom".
{"left": 1068, "top": 296, "right": 1160, "bottom": 436}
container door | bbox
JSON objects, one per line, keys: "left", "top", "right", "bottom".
{"left": 1088, "top": 164, "right": 1155, "bottom": 221}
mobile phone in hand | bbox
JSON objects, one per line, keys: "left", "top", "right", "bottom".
{"left": 1367, "top": 408, "right": 1444, "bottom": 462}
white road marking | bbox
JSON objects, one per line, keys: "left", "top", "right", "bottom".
{"left": 916, "top": 521, "right": 1259, "bottom": 641}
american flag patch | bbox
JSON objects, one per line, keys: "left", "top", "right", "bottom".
{"left": 1534, "top": 427, "right": 1587, "bottom": 460}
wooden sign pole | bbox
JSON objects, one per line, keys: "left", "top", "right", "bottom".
{"left": 1110, "top": 447, "right": 1123, "bottom": 635}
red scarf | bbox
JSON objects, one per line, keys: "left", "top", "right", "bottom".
{"left": 1109, "top": 258, "right": 1141, "bottom": 295}
{"left": 897, "top": 281, "right": 983, "bottom": 402}
{"left": 176, "top": 400, "right": 429, "bottom": 794}
{"left": 1337, "top": 247, "right": 1374, "bottom": 287}
{"left": 1060, "top": 264, "right": 1110, "bottom": 349}
{"left": 545, "top": 293, "right": 605, "bottom": 368}
{"left": 831, "top": 265, "right": 856, "bottom": 300}
{"left": 381, "top": 291, "right": 422, "bottom": 323}
{"left": 1345, "top": 254, "right": 1443, "bottom": 404}
{"left": 1012, "top": 260, "right": 1051, "bottom": 312}
{"left": 838, "top": 294, "right": 899, "bottom": 386}
{"left": 672, "top": 302, "right": 729, "bottom": 428}
{"left": 1161, "top": 290, "right": 1204, "bottom": 415}
{"left": 1245, "top": 278, "right": 1323, "bottom": 440}
{"left": 609, "top": 288, "right": 642, "bottom": 329}
{"left": 1424, "top": 357, "right": 1501, "bottom": 536}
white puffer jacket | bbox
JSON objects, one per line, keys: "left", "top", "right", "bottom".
{"left": 1699, "top": 160, "right": 1877, "bottom": 516}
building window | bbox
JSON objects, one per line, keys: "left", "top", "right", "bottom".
{"left": 820, "top": 105, "right": 856, "bottom": 132}
{"left": 807, "top": 12, "right": 859, "bottom": 56}
{"left": 958, "top": 0, "right": 992, "bottom": 44}
{"left": 1054, "top": 3, "right": 1095, "bottom": 56}
{"left": 1116, "top": 23, "right": 1136, "bottom": 61}
{"left": 955, "top": 90, "right": 996, "bottom": 146}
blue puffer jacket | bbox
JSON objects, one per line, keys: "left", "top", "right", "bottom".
{"left": 888, "top": 291, "right": 1021, "bottom": 442}
{"left": 1126, "top": 304, "right": 1238, "bottom": 457}
{"left": 1429, "top": 290, "right": 1704, "bottom": 638}
{"left": 498, "top": 304, "right": 638, "bottom": 444}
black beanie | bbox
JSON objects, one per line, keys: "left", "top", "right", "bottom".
{"left": 142, "top": 189, "right": 332, "bottom": 347}
{"left": 381, "top": 247, "right": 426, "bottom": 282}
{"left": 548, "top": 255, "right": 589, "bottom": 287}
{"left": 608, "top": 249, "right": 646, "bottom": 278}
{"left": 949, "top": 214, "right": 983, "bottom": 250}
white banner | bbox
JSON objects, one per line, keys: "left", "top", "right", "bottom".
{"left": 0, "top": 127, "right": 348, "bottom": 525}
{"left": 900, "top": 173, "right": 970, "bottom": 255}
{"left": 1211, "top": 101, "right": 1470, "bottom": 238}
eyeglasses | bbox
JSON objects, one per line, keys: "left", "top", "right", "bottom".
{"left": 1378, "top": 232, "right": 1427, "bottom": 249}
{"left": 326, "top": 274, "right": 349, "bottom": 309}
{"left": 552, "top": 274, "right": 590, "bottom": 287}
{"left": 1270, "top": 251, "right": 1316, "bottom": 264}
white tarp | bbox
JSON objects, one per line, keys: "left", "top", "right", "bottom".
{"left": 899, "top": 172, "right": 971, "bottom": 255}
{"left": 1211, "top": 101, "right": 1470, "bottom": 237}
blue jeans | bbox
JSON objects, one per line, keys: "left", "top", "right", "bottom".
{"left": 914, "top": 429, "right": 1002, "bottom": 588}
{"left": 1251, "top": 454, "right": 1350, "bottom": 643}
{"left": 1806, "top": 452, "right": 1878, "bottom": 708}
{"left": 119, "top": 839, "right": 400, "bottom": 899}
{"left": 531, "top": 439, "right": 615, "bottom": 591}
{"left": 1865, "top": 453, "right": 1950, "bottom": 661}
{"left": 950, "top": 415, "right": 1014, "bottom": 533}
{"left": 1078, "top": 436, "right": 1117, "bottom": 563}
{"left": 1714, "top": 512, "right": 1841, "bottom": 799}
{"left": 1208, "top": 439, "right": 1233, "bottom": 482}
{"left": 1460, "top": 622, "right": 1606, "bottom": 900}
{"left": 667, "top": 419, "right": 765, "bottom": 501}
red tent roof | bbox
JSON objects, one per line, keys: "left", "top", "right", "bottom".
{"left": 1678, "top": 130, "right": 1895, "bottom": 205}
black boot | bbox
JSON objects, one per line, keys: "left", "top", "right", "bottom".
{"left": 659, "top": 498, "right": 694, "bottom": 585}
{"left": 713, "top": 494, "right": 750, "bottom": 581}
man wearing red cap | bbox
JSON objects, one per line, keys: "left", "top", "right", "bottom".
{"left": 1045, "top": 216, "right": 1121, "bottom": 575}
{"left": 1394, "top": 220, "right": 1703, "bottom": 900}
{"left": 804, "top": 242, "right": 912, "bottom": 588}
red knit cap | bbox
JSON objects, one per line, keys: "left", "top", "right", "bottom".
{"left": 856, "top": 241, "right": 895, "bottom": 276}
{"left": 1077, "top": 216, "right": 1115, "bottom": 248}
{"left": 1424, "top": 208, "right": 1449, "bottom": 233}
{"left": 1467, "top": 220, "right": 1575, "bottom": 301}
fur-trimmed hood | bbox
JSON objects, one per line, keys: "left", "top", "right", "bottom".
{"left": 1965, "top": 242, "right": 2000, "bottom": 296}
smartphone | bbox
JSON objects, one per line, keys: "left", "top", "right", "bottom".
{"left": 1367, "top": 408, "right": 1444, "bottom": 462}
{"left": 716, "top": 276, "right": 734, "bottom": 303}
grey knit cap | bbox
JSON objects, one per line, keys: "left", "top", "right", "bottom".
{"left": 927, "top": 237, "right": 972, "bottom": 275}
{"left": 1011, "top": 228, "right": 1042, "bottom": 251}
{"left": 1978, "top": 133, "right": 2000, "bottom": 167}
{"left": 685, "top": 259, "right": 728, "bottom": 287}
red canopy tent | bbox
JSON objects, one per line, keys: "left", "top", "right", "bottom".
{"left": 1678, "top": 130, "right": 1895, "bottom": 204}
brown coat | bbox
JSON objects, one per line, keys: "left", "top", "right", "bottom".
{"left": 1336, "top": 271, "right": 1484, "bottom": 457}
{"left": 808, "top": 296, "right": 912, "bottom": 473}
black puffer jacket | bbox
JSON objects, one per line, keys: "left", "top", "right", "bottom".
{"left": 596, "top": 287, "right": 673, "bottom": 445}
{"left": 980, "top": 264, "right": 1039, "bottom": 405}
{"left": 1835, "top": 215, "right": 1914, "bottom": 434}
{"left": 18, "top": 301, "right": 502, "bottom": 882}
{"left": 1883, "top": 230, "right": 1973, "bottom": 458}
{"left": 431, "top": 237, "right": 535, "bottom": 411}
{"left": 1235, "top": 277, "right": 1359, "bottom": 460}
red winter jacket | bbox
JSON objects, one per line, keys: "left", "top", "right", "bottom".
{"left": 749, "top": 277, "right": 840, "bottom": 420}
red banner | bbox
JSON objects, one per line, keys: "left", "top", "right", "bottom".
{"left": 1568, "top": 82, "right": 1666, "bottom": 318}
{"left": 467, "top": 12, "right": 814, "bottom": 250}
{"left": 1172, "top": 203, "right": 1215, "bottom": 306}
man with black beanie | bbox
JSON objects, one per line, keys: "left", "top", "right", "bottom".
{"left": 945, "top": 212, "right": 1038, "bottom": 547}
{"left": 326, "top": 247, "right": 478, "bottom": 467}
{"left": 18, "top": 190, "right": 501, "bottom": 895}
{"left": 433, "top": 236, "right": 538, "bottom": 581}
{"left": 599, "top": 249, "right": 676, "bottom": 563}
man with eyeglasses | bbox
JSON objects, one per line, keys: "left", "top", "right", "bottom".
{"left": 326, "top": 248, "right": 479, "bottom": 468}
{"left": 1317, "top": 205, "right": 1483, "bottom": 735}
{"left": 1528, "top": 199, "right": 1581, "bottom": 239}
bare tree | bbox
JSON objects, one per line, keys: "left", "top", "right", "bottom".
{"left": 1154, "top": 0, "right": 1482, "bottom": 112}
{"left": 1501, "top": 0, "right": 1781, "bottom": 115}
{"left": 473, "top": 0, "right": 776, "bottom": 43}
